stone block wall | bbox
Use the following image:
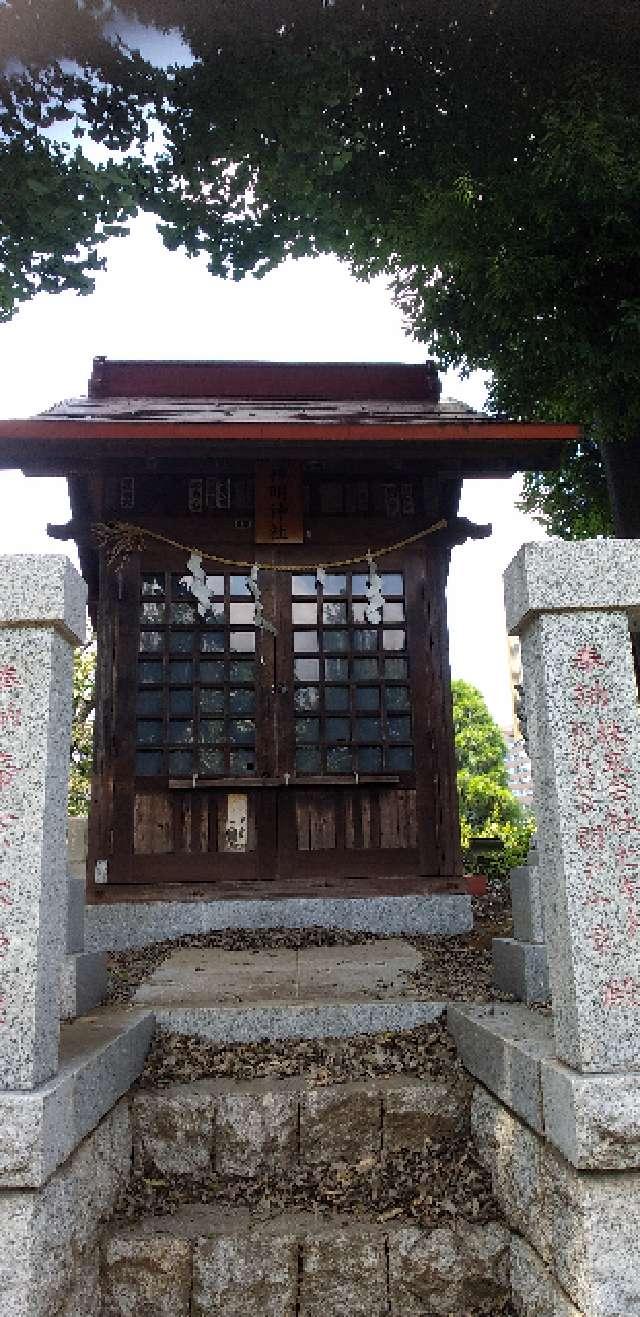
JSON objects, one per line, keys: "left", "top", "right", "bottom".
{"left": 130, "top": 1073, "right": 472, "bottom": 1178}
{"left": 471, "top": 1082, "right": 640, "bottom": 1316}
{"left": 0, "top": 1100, "right": 132, "bottom": 1317}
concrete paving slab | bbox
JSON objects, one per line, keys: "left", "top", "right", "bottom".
{"left": 153, "top": 1000, "right": 446, "bottom": 1045}
{"left": 298, "top": 940, "right": 421, "bottom": 999}
{"left": 135, "top": 947, "right": 299, "bottom": 1008}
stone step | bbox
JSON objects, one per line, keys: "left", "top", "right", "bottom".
{"left": 101, "top": 1205, "right": 511, "bottom": 1316}
{"left": 60, "top": 950, "right": 109, "bottom": 1020}
{"left": 131, "top": 1072, "right": 471, "bottom": 1179}
{"left": 150, "top": 997, "right": 446, "bottom": 1044}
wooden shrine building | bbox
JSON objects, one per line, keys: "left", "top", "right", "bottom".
{"left": 0, "top": 359, "right": 577, "bottom": 904}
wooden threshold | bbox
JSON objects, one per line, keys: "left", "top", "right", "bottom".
{"left": 88, "top": 875, "right": 468, "bottom": 905}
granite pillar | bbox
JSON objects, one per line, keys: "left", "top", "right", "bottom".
{"left": 0, "top": 557, "right": 86, "bottom": 1089}
{"left": 505, "top": 541, "right": 640, "bottom": 1073}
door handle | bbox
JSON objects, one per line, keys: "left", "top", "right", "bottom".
{"left": 273, "top": 683, "right": 288, "bottom": 695}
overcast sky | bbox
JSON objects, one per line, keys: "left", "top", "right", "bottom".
{"left": 0, "top": 213, "right": 545, "bottom": 727}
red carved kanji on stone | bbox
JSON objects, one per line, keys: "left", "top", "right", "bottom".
{"left": 604, "top": 977, "right": 640, "bottom": 1008}
{"left": 574, "top": 680, "right": 610, "bottom": 709}
{"left": 0, "top": 932, "right": 9, "bottom": 957}
{"left": 572, "top": 646, "right": 607, "bottom": 673}
{"left": 588, "top": 923, "right": 614, "bottom": 954}
{"left": 0, "top": 666, "right": 21, "bottom": 691}
{"left": 0, "top": 753, "right": 17, "bottom": 790}
{"left": 0, "top": 813, "right": 17, "bottom": 846}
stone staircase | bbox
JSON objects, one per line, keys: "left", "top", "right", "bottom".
{"left": 99, "top": 1020, "right": 516, "bottom": 1316}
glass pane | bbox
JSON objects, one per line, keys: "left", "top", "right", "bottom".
{"left": 323, "top": 601, "right": 347, "bottom": 624}
{"left": 230, "top": 574, "right": 252, "bottom": 596}
{"left": 169, "top": 719, "right": 194, "bottom": 744}
{"left": 169, "top": 660, "right": 193, "bottom": 684}
{"left": 139, "top": 661, "right": 163, "bottom": 685}
{"left": 201, "top": 632, "right": 225, "bottom": 653}
{"left": 292, "top": 602, "right": 317, "bottom": 624}
{"left": 358, "top": 746, "right": 382, "bottom": 772}
{"left": 169, "top": 602, "right": 196, "bottom": 624}
{"left": 141, "top": 601, "right": 165, "bottom": 623}
{"left": 136, "top": 751, "right": 163, "bottom": 775}
{"left": 384, "top": 658, "right": 408, "bottom": 680}
{"left": 169, "top": 631, "right": 195, "bottom": 653}
{"left": 200, "top": 749, "right": 224, "bottom": 774}
{"left": 325, "top": 686, "right": 349, "bottom": 712}
{"left": 294, "top": 631, "right": 319, "bottom": 654}
{"left": 230, "top": 660, "right": 254, "bottom": 682}
{"left": 139, "top": 630, "right": 163, "bottom": 653}
{"left": 294, "top": 658, "right": 320, "bottom": 681}
{"left": 324, "top": 658, "right": 349, "bottom": 681}
{"left": 355, "top": 687, "right": 380, "bottom": 712}
{"left": 230, "top": 631, "right": 256, "bottom": 653}
{"left": 201, "top": 720, "right": 225, "bottom": 744}
{"left": 201, "top": 602, "right": 225, "bottom": 623}
{"left": 351, "top": 601, "right": 367, "bottom": 623}
{"left": 353, "top": 629, "right": 378, "bottom": 653}
{"left": 381, "top": 573, "right": 404, "bottom": 596}
{"left": 199, "top": 688, "right": 224, "bottom": 714}
{"left": 141, "top": 573, "right": 164, "bottom": 598}
{"left": 386, "top": 686, "right": 410, "bottom": 712}
{"left": 230, "top": 749, "right": 257, "bottom": 774}
{"left": 295, "top": 748, "right": 321, "bottom": 774}
{"left": 388, "top": 716, "right": 411, "bottom": 741}
{"left": 323, "top": 574, "right": 347, "bottom": 596}
{"left": 383, "top": 629, "right": 405, "bottom": 651}
{"left": 292, "top": 574, "right": 317, "bottom": 596}
{"left": 230, "top": 602, "right": 256, "bottom": 624}
{"left": 383, "top": 601, "right": 405, "bottom": 622}
{"left": 200, "top": 660, "right": 225, "bottom": 682}
{"left": 324, "top": 629, "right": 348, "bottom": 653}
{"left": 168, "top": 750, "right": 193, "bottom": 775}
{"left": 137, "top": 690, "right": 163, "bottom": 715}
{"left": 229, "top": 719, "right": 255, "bottom": 744}
{"left": 355, "top": 717, "right": 382, "bottom": 741}
{"left": 137, "top": 720, "right": 163, "bottom": 745}
{"left": 169, "top": 689, "right": 192, "bottom": 715}
{"left": 294, "top": 686, "right": 320, "bottom": 712}
{"left": 386, "top": 746, "right": 413, "bottom": 771}
{"left": 229, "top": 688, "right": 256, "bottom": 714}
{"left": 352, "top": 573, "right": 368, "bottom": 596}
{"left": 325, "top": 717, "right": 350, "bottom": 742}
{"left": 327, "top": 747, "right": 352, "bottom": 772}
{"left": 352, "top": 658, "right": 378, "bottom": 681}
{"left": 295, "top": 718, "right": 320, "bottom": 743}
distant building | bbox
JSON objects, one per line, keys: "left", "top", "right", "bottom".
{"left": 503, "top": 730, "right": 534, "bottom": 811}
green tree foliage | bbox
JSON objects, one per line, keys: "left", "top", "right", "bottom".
{"left": 68, "top": 641, "right": 95, "bottom": 816}
{"left": 2, "top": 2, "right": 639, "bottom": 534}
{"left": 452, "top": 680, "right": 533, "bottom": 876}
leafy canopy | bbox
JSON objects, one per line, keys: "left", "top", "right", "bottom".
{"left": 452, "top": 680, "right": 533, "bottom": 875}
{"left": 2, "top": 2, "right": 639, "bottom": 533}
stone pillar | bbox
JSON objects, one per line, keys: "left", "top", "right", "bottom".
{"left": 504, "top": 540, "right": 640, "bottom": 1073}
{"left": 0, "top": 557, "right": 86, "bottom": 1089}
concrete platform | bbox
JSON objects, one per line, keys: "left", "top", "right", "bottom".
{"left": 85, "top": 893, "right": 473, "bottom": 951}
{"left": 134, "top": 940, "right": 445, "bottom": 1043}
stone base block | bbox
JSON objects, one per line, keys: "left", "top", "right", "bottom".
{"left": 66, "top": 876, "right": 86, "bottom": 955}
{"left": 510, "top": 1237, "right": 582, "bottom": 1316}
{"left": 510, "top": 865, "right": 545, "bottom": 944}
{"left": 85, "top": 894, "right": 473, "bottom": 951}
{"left": 66, "top": 816, "right": 88, "bottom": 883}
{"left": 154, "top": 998, "right": 445, "bottom": 1044}
{"left": 447, "top": 1003, "right": 555, "bottom": 1133}
{"left": 60, "top": 951, "right": 108, "bottom": 1020}
{"left": 101, "top": 1209, "right": 510, "bottom": 1317}
{"left": 0, "top": 1101, "right": 131, "bottom": 1317}
{"left": 472, "top": 1083, "right": 640, "bottom": 1316}
{"left": 0, "top": 1009, "right": 154, "bottom": 1188}
{"left": 492, "top": 938, "right": 550, "bottom": 1005}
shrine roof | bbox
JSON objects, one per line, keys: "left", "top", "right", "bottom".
{"left": 0, "top": 358, "right": 580, "bottom": 474}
